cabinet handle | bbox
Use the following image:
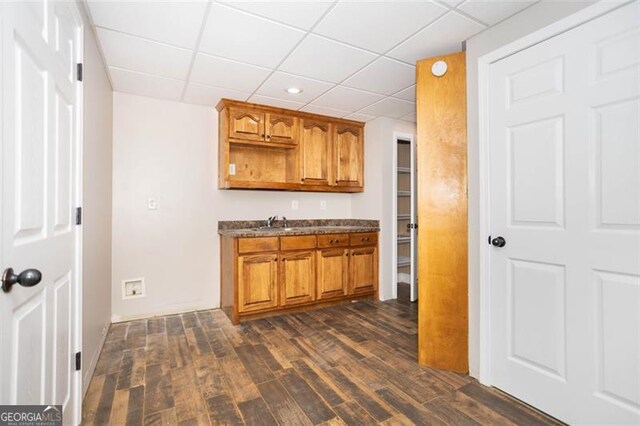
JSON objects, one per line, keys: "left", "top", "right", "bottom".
{"left": 330, "top": 239, "right": 334, "bottom": 243}
{"left": 266, "top": 135, "right": 271, "bottom": 139}
{"left": 335, "top": 240, "right": 340, "bottom": 243}
{"left": 261, "top": 133, "right": 265, "bottom": 138}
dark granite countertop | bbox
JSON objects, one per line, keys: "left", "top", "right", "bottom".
{"left": 218, "top": 219, "right": 379, "bottom": 238}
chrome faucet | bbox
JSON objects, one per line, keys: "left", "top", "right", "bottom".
{"left": 282, "top": 216, "right": 288, "bottom": 229}
{"left": 266, "top": 215, "right": 277, "bottom": 228}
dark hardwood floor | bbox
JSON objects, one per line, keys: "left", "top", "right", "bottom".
{"left": 83, "top": 285, "right": 561, "bottom": 425}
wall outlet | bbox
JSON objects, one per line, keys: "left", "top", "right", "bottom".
{"left": 122, "top": 278, "right": 145, "bottom": 300}
{"left": 320, "top": 200, "right": 327, "bottom": 210}
{"left": 147, "top": 197, "right": 157, "bottom": 210}
{"left": 291, "top": 200, "right": 299, "bottom": 210}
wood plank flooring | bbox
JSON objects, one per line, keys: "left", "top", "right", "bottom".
{"left": 83, "top": 287, "right": 562, "bottom": 425}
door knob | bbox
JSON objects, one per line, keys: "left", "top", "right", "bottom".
{"left": 2, "top": 268, "right": 42, "bottom": 293}
{"left": 491, "top": 236, "right": 506, "bottom": 248}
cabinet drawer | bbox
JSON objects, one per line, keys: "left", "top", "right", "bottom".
{"left": 238, "top": 237, "right": 279, "bottom": 254}
{"left": 350, "top": 233, "right": 378, "bottom": 246}
{"left": 317, "top": 234, "right": 349, "bottom": 248}
{"left": 280, "top": 235, "right": 316, "bottom": 251}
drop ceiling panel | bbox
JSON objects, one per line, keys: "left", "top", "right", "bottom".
{"left": 109, "top": 67, "right": 185, "bottom": 101}
{"left": 190, "top": 54, "right": 271, "bottom": 92}
{"left": 183, "top": 83, "right": 250, "bottom": 106}
{"left": 314, "top": 0, "right": 448, "bottom": 53}
{"left": 200, "top": 4, "right": 305, "bottom": 68}
{"left": 256, "top": 71, "right": 334, "bottom": 103}
{"left": 279, "top": 35, "right": 377, "bottom": 83}
{"left": 388, "top": 11, "right": 486, "bottom": 64}
{"left": 393, "top": 85, "right": 416, "bottom": 102}
{"left": 458, "top": 0, "right": 536, "bottom": 25}
{"left": 312, "top": 86, "right": 384, "bottom": 112}
{"left": 220, "top": 1, "right": 334, "bottom": 30}
{"left": 401, "top": 112, "right": 417, "bottom": 123}
{"left": 343, "top": 58, "right": 415, "bottom": 95}
{"left": 87, "top": 0, "right": 208, "bottom": 49}
{"left": 248, "top": 95, "right": 306, "bottom": 110}
{"left": 345, "top": 112, "right": 376, "bottom": 122}
{"left": 96, "top": 28, "right": 192, "bottom": 81}
{"left": 358, "top": 97, "right": 416, "bottom": 119}
{"left": 300, "top": 104, "right": 350, "bottom": 118}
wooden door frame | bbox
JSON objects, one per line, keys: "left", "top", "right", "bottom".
{"left": 476, "top": 0, "right": 630, "bottom": 386}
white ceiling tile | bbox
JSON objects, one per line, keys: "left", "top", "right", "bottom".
{"left": 313, "top": 86, "right": 384, "bottom": 112}
{"left": 300, "top": 104, "right": 350, "bottom": 118}
{"left": 344, "top": 113, "right": 376, "bottom": 122}
{"left": 401, "top": 112, "right": 417, "bottom": 122}
{"left": 392, "top": 85, "right": 416, "bottom": 102}
{"left": 358, "top": 97, "right": 415, "bottom": 119}
{"left": 87, "top": 0, "right": 207, "bottom": 49}
{"left": 109, "top": 67, "right": 185, "bottom": 101}
{"left": 279, "top": 35, "right": 377, "bottom": 83}
{"left": 220, "top": 1, "right": 333, "bottom": 30}
{"left": 256, "top": 71, "right": 334, "bottom": 103}
{"left": 248, "top": 95, "right": 305, "bottom": 110}
{"left": 388, "top": 11, "right": 486, "bottom": 64}
{"left": 343, "top": 57, "right": 415, "bottom": 96}
{"left": 314, "top": 0, "right": 447, "bottom": 54}
{"left": 190, "top": 54, "right": 271, "bottom": 92}
{"left": 457, "top": 0, "right": 536, "bottom": 26}
{"left": 183, "top": 83, "right": 250, "bottom": 106}
{"left": 96, "top": 28, "right": 192, "bottom": 81}
{"left": 439, "top": 0, "right": 466, "bottom": 7}
{"left": 200, "top": 4, "right": 305, "bottom": 68}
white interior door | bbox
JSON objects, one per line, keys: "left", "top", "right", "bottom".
{"left": 410, "top": 136, "right": 418, "bottom": 302}
{"left": 0, "top": 1, "right": 82, "bottom": 424}
{"left": 488, "top": 2, "right": 640, "bottom": 424}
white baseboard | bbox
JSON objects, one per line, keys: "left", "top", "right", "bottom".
{"left": 82, "top": 318, "right": 110, "bottom": 397}
{"left": 111, "top": 304, "right": 219, "bottom": 323}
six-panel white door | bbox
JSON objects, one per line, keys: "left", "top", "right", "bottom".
{"left": 0, "top": 1, "right": 82, "bottom": 424}
{"left": 489, "top": 2, "right": 640, "bottom": 424}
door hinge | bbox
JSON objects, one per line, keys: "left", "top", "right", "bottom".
{"left": 76, "top": 63, "right": 83, "bottom": 82}
{"left": 407, "top": 223, "right": 418, "bottom": 229}
{"left": 488, "top": 235, "right": 492, "bottom": 245}
{"left": 75, "top": 352, "right": 81, "bottom": 371}
{"left": 75, "top": 207, "right": 82, "bottom": 225}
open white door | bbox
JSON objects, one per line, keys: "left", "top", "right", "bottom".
{"left": 0, "top": 1, "right": 83, "bottom": 424}
{"left": 409, "top": 137, "right": 417, "bottom": 302}
{"left": 488, "top": 2, "right": 639, "bottom": 424}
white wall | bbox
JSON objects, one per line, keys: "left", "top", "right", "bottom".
{"left": 465, "top": 0, "right": 594, "bottom": 378}
{"left": 111, "top": 93, "right": 352, "bottom": 321}
{"left": 352, "top": 117, "right": 416, "bottom": 301}
{"left": 81, "top": 19, "right": 113, "bottom": 393}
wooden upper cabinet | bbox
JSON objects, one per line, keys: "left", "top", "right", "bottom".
{"left": 334, "top": 124, "right": 363, "bottom": 188}
{"left": 228, "top": 106, "right": 265, "bottom": 142}
{"left": 266, "top": 113, "right": 298, "bottom": 145}
{"left": 300, "top": 119, "right": 331, "bottom": 186}
{"left": 217, "top": 99, "right": 364, "bottom": 192}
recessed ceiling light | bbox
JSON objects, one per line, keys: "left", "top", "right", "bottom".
{"left": 286, "top": 87, "right": 302, "bottom": 95}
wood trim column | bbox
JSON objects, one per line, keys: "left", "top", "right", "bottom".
{"left": 416, "top": 52, "right": 468, "bottom": 373}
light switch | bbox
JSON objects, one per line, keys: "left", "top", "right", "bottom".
{"left": 229, "top": 163, "right": 236, "bottom": 176}
{"left": 148, "top": 197, "right": 157, "bottom": 210}
{"left": 291, "top": 200, "right": 299, "bottom": 210}
{"left": 320, "top": 200, "right": 327, "bottom": 210}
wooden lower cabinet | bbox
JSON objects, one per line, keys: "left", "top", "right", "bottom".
{"left": 280, "top": 250, "right": 316, "bottom": 306}
{"left": 221, "top": 232, "right": 378, "bottom": 324}
{"left": 237, "top": 253, "right": 279, "bottom": 313}
{"left": 316, "top": 248, "right": 348, "bottom": 300}
{"left": 350, "top": 246, "right": 378, "bottom": 295}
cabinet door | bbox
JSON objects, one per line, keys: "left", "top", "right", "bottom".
{"left": 300, "top": 120, "right": 331, "bottom": 185}
{"left": 280, "top": 251, "right": 316, "bottom": 306}
{"left": 334, "top": 125, "right": 363, "bottom": 187}
{"left": 238, "top": 254, "right": 279, "bottom": 313}
{"left": 266, "top": 113, "right": 298, "bottom": 145}
{"left": 317, "top": 249, "right": 348, "bottom": 300}
{"left": 349, "top": 246, "right": 378, "bottom": 295}
{"left": 228, "top": 107, "right": 265, "bottom": 142}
